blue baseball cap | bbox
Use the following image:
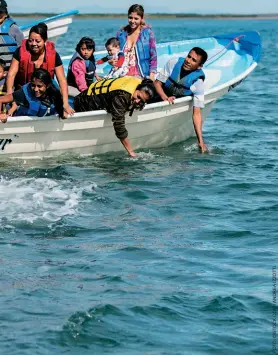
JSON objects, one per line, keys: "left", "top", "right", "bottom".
{"left": 0, "top": 0, "right": 7, "bottom": 12}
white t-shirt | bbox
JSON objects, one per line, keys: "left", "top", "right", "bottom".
{"left": 156, "top": 58, "right": 205, "bottom": 108}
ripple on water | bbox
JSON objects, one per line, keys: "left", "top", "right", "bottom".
{"left": 1, "top": 18, "right": 277, "bottom": 355}
{"left": 0, "top": 176, "right": 98, "bottom": 229}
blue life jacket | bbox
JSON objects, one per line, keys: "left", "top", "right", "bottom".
{"left": 0, "top": 17, "right": 18, "bottom": 66}
{"left": 117, "top": 27, "right": 154, "bottom": 77}
{"left": 67, "top": 52, "right": 96, "bottom": 89}
{"left": 14, "top": 83, "right": 56, "bottom": 117}
{"left": 165, "top": 57, "right": 205, "bottom": 96}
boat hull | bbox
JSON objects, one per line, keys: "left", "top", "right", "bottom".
{"left": 20, "top": 10, "right": 78, "bottom": 43}
{"left": 0, "top": 31, "right": 261, "bottom": 159}
{"left": 0, "top": 94, "right": 221, "bottom": 160}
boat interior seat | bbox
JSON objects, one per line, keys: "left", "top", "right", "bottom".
{"left": 202, "top": 69, "right": 222, "bottom": 90}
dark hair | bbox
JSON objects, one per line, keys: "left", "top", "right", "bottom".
{"left": 129, "top": 78, "right": 156, "bottom": 115}
{"left": 136, "top": 78, "right": 156, "bottom": 101}
{"left": 31, "top": 68, "right": 52, "bottom": 86}
{"left": 123, "top": 4, "right": 147, "bottom": 31}
{"left": 30, "top": 68, "right": 64, "bottom": 118}
{"left": 0, "top": 0, "right": 7, "bottom": 14}
{"left": 76, "top": 37, "right": 95, "bottom": 62}
{"left": 105, "top": 37, "right": 120, "bottom": 48}
{"left": 0, "top": 58, "right": 6, "bottom": 71}
{"left": 76, "top": 37, "right": 95, "bottom": 52}
{"left": 29, "top": 22, "right": 48, "bottom": 42}
{"left": 190, "top": 47, "right": 208, "bottom": 65}
{"left": 128, "top": 4, "right": 144, "bottom": 18}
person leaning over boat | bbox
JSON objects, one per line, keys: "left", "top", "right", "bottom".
{"left": 5, "top": 22, "right": 74, "bottom": 118}
{"left": 0, "top": 0, "right": 24, "bottom": 68}
{"left": 113, "top": 4, "right": 157, "bottom": 81}
{"left": 0, "top": 68, "right": 64, "bottom": 122}
{"left": 74, "top": 76, "right": 156, "bottom": 157}
{"left": 154, "top": 47, "right": 208, "bottom": 153}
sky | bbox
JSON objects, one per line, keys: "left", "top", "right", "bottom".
{"left": 8, "top": 0, "right": 278, "bottom": 14}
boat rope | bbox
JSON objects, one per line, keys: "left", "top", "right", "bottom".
{"left": 205, "top": 34, "right": 245, "bottom": 66}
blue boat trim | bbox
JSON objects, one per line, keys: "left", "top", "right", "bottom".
{"left": 19, "top": 10, "right": 79, "bottom": 31}
{"left": 88, "top": 30, "right": 261, "bottom": 91}
{"left": 214, "top": 31, "right": 262, "bottom": 62}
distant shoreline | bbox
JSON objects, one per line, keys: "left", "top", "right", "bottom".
{"left": 13, "top": 13, "right": 278, "bottom": 20}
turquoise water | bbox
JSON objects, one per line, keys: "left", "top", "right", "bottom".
{"left": 1, "top": 18, "right": 277, "bottom": 354}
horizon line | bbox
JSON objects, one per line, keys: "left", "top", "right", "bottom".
{"left": 12, "top": 12, "right": 278, "bottom": 16}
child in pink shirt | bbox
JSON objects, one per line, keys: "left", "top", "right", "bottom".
{"left": 67, "top": 37, "right": 101, "bottom": 95}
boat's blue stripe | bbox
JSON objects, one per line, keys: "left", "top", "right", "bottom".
{"left": 214, "top": 31, "right": 262, "bottom": 62}
{"left": 19, "top": 9, "right": 79, "bottom": 31}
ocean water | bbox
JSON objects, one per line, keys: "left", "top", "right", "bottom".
{"left": 1, "top": 18, "right": 277, "bottom": 355}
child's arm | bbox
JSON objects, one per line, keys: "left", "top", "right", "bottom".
{"left": 0, "top": 102, "right": 18, "bottom": 123}
{"left": 94, "top": 73, "right": 103, "bottom": 82}
{"left": 116, "top": 53, "right": 125, "bottom": 68}
{"left": 0, "top": 93, "right": 14, "bottom": 105}
{"left": 96, "top": 55, "right": 109, "bottom": 65}
{"left": 0, "top": 113, "right": 8, "bottom": 123}
{"left": 7, "top": 102, "right": 19, "bottom": 116}
{"left": 0, "top": 95, "right": 16, "bottom": 123}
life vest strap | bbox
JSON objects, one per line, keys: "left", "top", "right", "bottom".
{"left": 88, "top": 78, "right": 118, "bottom": 96}
{"left": 168, "top": 77, "right": 189, "bottom": 90}
{"left": 102, "top": 78, "right": 117, "bottom": 94}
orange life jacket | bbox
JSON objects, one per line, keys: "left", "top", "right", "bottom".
{"left": 15, "top": 39, "right": 56, "bottom": 88}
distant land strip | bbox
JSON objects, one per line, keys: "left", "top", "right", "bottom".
{"left": 13, "top": 13, "right": 278, "bottom": 19}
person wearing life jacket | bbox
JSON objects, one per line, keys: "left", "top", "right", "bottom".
{"left": 6, "top": 22, "right": 74, "bottom": 118}
{"left": 154, "top": 47, "right": 209, "bottom": 153}
{"left": 74, "top": 76, "right": 156, "bottom": 157}
{"left": 0, "top": 68, "right": 64, "bottom": 122}
{"left": 114, "top": 4, "right": 157, "bottom": 81}
{"left": 0, "top": 0, "right": 24, "bottom": 68}
{"left": 67, "top": 37, "right": 102, "bottom": 97}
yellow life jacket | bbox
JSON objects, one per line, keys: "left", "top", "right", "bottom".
{"left": 87, "top": 76, "right": 142, "bottom": 96}
{"left": 0, "top": 78, "right": 7, "bottom": 113}
{"left": 0, "top": 78, "right": 6, "bottom": 96}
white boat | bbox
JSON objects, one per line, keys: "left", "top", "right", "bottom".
{"left": 0, "top": 31, "right": 261, "bottom": 159}
{"left": 20, "top": 10, "right": 79, "bottom": 43}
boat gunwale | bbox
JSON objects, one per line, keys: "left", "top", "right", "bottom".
{"left": 4, "top": 61, "right": 258, "bottom": 124}
{"left": 19, "top": 9, "right": 79, "bottom": 31}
